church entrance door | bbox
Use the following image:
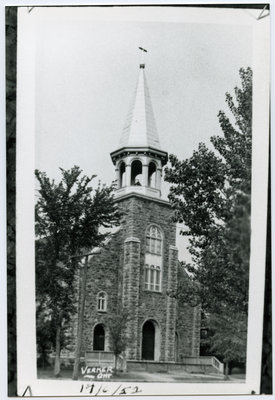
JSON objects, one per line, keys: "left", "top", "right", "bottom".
{"left": 93, "top": 324, "right": 105, "bottom": 351}
{"left": 142, "top": 320, "right": 155, "bottom": 360}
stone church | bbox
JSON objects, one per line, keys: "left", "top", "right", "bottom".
{"left": 71, "top": 62, "right": 201, "bottom": 367}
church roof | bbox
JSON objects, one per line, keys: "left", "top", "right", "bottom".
{"left": 118, "top": 65, "right": 162, "bottom": 151}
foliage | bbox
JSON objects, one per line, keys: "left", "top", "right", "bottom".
{"left": 200, "top": 309, "right": 247, "bottom": 376}
{"left": 108, "top": 310, "right": 131, "bottom": 371}
{"left": 36, "top": 294, "right": 71, "bottom": 367}
{"left": 36, "top": 312, "right": 55, "bottom": 368}
{"left": 35, "top": 166, "right": 121, "bottom": 373}
{"left": 35, "top": 166, "right": 121, "bottom": 257}
{"left": 108, "top": 310, "right": 131, "bottom": 356}
{"left": 165, "top": 68, "right": 252, "bottom": 364}
{"left": 205, "top": 311, "right": 247, "bottom": 364}
{"left": 168, "top": 261, "right": 200, "bottom": 307}
{"left": 166, "top": 144, "right": 227, "bottom": 238}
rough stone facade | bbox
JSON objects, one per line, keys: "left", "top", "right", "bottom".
{"left": 59, "top": 62, "right": 201, "bottom": 367}
{"left": 72, "top": 193, "right": 200, "bottom": 362}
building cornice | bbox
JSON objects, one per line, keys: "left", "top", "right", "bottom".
{"left": 110, "top": 146, "right": 168, "bottom": 166}
{"left": 114, "top": 191, "right": 171, "bottom": 207}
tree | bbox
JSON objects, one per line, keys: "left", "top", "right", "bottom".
{"left": 202, "top": 310, "right": 247, "bottom": 378}
{"left": 36, "top": 304, "right": 56, "bottom": 369}
{"left": 165, "top": 68, "right": 252, "bottom": 366}
{"left": 108, "top": 310, "right": 131, "bottom": 373}
{"left": 35, "top": 166, "right": 121, "bottom": 377}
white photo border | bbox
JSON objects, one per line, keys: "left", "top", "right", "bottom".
{"left": 16, "top": 4, "right": 270, "bottom": 397}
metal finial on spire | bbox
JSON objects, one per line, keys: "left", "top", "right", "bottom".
{"left": 138, "top": 47, "right": 148, "bottom": 69}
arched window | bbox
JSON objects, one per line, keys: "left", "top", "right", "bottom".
{"left": 148, "top": 162, "right": 157, "bottom": 188}
{"left": 97, "top": 291, "right": 107, "bottom": 312}
{"left": 93, "top": 324, "right": 105, "bottom": 351}
{"left": 131, "top": 159, "right": 142, "bottom": 186}
{"left": 146, "top": 225, "right": 162, "bottom": 255}
{"left": 119, "top": 162, "right": 126, "bottom": 188}
{"left": 144, "top": 226, "right": 163, "bottom": 292}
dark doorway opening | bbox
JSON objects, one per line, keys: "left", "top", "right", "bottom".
{"left": 93, "top": 324, "right": 105, "bottom": 351}
{"left": 142, "top": 320, "right": 155, "bottom": 360}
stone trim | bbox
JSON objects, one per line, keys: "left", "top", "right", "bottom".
{"left": 122, "top": 238, "right": 141, "bottom": 359}
{"left": 124, "top": 237, "right": 141, "bottom": 243}
{"left": 164, "top": 246, "right": 178, "bottom": 361}
{"left": 115, "top": 192, "right": 171, "bottom": 206}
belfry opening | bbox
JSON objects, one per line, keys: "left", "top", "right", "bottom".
{"left": 148, "top": 162, "right": 157, "bottom": 188}
{"left": 119, "top": 162, "right": 126, "bottom": 188}
{"left": 131, "top": 160, "right": 143, "bottom": 186}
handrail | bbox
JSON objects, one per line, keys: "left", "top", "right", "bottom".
{"left": 85, "top": 351, "right": 115, "bottom": 366}
{"left": 211, "top": 356, "right": 224, "bottom": 373}
{"left": 181, "top": 356, "right": 224, "bottom": 373}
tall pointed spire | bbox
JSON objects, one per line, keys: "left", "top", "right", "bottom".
{"left": 118, "top": 64, "right": 162, "bottom": 151}
{"left": 110, "top": 59, "right": 168, "bottom": 200}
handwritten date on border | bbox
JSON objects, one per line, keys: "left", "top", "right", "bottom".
{"left": 80, "top": 383, "right": 142, "bottom": 396}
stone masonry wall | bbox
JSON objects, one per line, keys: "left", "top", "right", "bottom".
{"left": 176, "top": 266, "right": 201, "bottom": 359}
{"left": 70, "top": 194, "right": 200, "bottom": 362}
{"left": 82, "top": 230, "right": 122, "bottom": 353}
{"left": 122, "top": 237, "right": 141, "bottom": 359}
{"left": 117, "top": 195, "right": 178, "bottom": 362}
{"left": 165, "top": 245, "right": 178, "bottom": 361}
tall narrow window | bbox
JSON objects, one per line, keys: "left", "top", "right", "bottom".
{"left": 97, "top": 291, "right": 107, "bottom": 312}
{"left": 145, "top": 264, "right": 161, "bottom": 291}
{"left": 119, "top": 162, "right": 126, "bottom": 188}
{"left": 144, "top": 226, "right": 163, "bottom": 292}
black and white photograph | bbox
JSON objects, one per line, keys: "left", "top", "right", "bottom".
{"left": 13, "top": 4, "right": 270, "bottom": 397}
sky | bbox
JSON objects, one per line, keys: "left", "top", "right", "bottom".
{"left": 33, "top": 6, "right": 253, "bottom": 261}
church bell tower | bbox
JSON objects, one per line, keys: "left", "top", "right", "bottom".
{"left": 110, "top": 62, "right": 168, "bottom": 199}
{"left": 109, "top": 60, "right": 180, "bottom": 362}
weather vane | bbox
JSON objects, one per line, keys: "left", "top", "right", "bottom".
{"left": 138, "top": 46, "right": 148, "bottom": 68}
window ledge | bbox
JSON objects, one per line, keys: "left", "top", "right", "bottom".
{"left": 144, "top": 289, "right": 162, "bottom": 294}
{"left": 97, "top": 310, "right": 107, "bottom": 313}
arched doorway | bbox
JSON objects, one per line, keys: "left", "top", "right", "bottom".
{"left": 93, "top": 324, "right": 105, "bottom": 351}
{"left": 142, "top": 320, "right": 160, "bottom": 360}
{"left": 142, "top": 320, "right": 155, "bottom": 360}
